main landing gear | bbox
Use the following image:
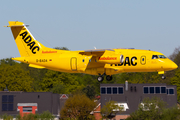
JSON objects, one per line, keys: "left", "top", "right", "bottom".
{"left": 97, "top": 73, "right": 112, "bottom": 82}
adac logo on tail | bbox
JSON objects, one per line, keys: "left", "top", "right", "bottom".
{"left": 20, "top": 31, "right": 40, "bottom": 54}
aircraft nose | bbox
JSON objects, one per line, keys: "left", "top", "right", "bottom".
{"left": 172, "top": 62, "right": 178, "bottom": 69}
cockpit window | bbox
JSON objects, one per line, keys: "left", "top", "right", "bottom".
{"left": 152, "top": 55, "right": 167, "bottom": 59}
{"left": 152, "top": 55, "right": 158, "bottom": 59}
{"left": 158, "top": 55, "right": 166, "bottom": 58}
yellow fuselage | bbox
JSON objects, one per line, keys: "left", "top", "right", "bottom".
{"left": 13, "top": 49, "right": 177, "bottom": 76}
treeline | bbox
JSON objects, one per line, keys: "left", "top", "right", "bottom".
{"left": 0, "top": 47, "right": 180, "bottom": 101}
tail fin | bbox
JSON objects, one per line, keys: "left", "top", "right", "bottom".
{"left": 8, "top": 21, "right": 48, "bottom": 57}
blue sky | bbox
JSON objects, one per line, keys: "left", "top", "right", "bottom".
{"left": 0, "top": 0, "right": 180, "bottom": 59}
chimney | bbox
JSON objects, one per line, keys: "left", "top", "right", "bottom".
{"left": 125, "top": 81, "right": 128, "bottom": 91}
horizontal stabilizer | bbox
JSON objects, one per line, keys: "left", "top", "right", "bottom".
{"left": 29, "top": 64, "right": 45, "bottom": 69}
{"left": 5, "top": 25, "right": 29, "bottom": 27}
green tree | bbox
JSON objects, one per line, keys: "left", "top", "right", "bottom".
{"left": 0, "top": 63, "right": 34, "bottom": 91}
{"left": 60, "top": 93, "right": 96, "bottom": 120}
{"left": 171, "top": 68, "right": 180, "bottom": 101}
{"left": 82, "top": 85, "right": 96, "bottom": 99}
{"left": 20, "top": 63, "right": 48, "bottom": 91}
{"left": 41, "top": 70, "right": 83, "bottom": 93}
{"left": 0, "top": 58, "right": 17, "bottom": 66}
{"left": 101, "top": 100, "right": 123, "bottom": 119}
{"left": 113, "top": 72, "right": 162, "bottom": 84}
{"left": 126, "top": 97, "right": 167, "bottom": 120}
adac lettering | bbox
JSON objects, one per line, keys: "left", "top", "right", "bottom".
{"left": 119, "top": 56, "right": 137, "bottom": 66}
{"left": 20, "top": 31, "right": 40, "bottom": 54}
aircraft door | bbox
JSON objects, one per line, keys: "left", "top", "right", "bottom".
{"left": 71, "top": 57, "right": 77, "bottom": 71}
{"left": 140, "top": 56, "right": 146, "bottom": 65}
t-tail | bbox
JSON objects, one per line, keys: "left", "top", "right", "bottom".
{"left": 7, "top": 21, "right": 59, "bottom": 62}
{"left": 8, "top": 21, "right": 48, "bottom": 56}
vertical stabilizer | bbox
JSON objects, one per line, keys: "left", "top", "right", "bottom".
{"left": 8, "top": 21, "right": 46, "bottom": 57}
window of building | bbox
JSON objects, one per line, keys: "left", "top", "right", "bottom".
{"left": 155, "top": 87, "right": 160, "bottom": 93}
{"left": 113, "top": 87, "right": 117, "bottom": 94}
{"left": 144, "top": 87, "right": 148, "bottom": 94}
{"left": 2, "top": 95, "right": 14, "bottom": 111}
{"left": 167, "top": 88, "right": 174, "bottom": 95}
{"left": 150, "top": 87, "right": 154, "bottom": 94}
{"left": 161, "top": 87, "right": 166, "bottom": 94}
{"left": 23, "top": 107, "right": 32, "bottom": 112}
{"left": 169, "top": 89, "right": 174, "bottom": 94}
{"left": 101, "top": 87, "right": 106, "bottom": 94}
{"left": 107, "top": 87, "right": 111, "bottom": 94}
{"left": 118, "top": 87, "right": 123, "bottom": 94}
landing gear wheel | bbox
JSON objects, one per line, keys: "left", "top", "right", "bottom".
{"left": 162, "top": 74, "right": 166, "bottom": 79}
{"left": 97, "top": 76, "right": 104, "bottom": 82}
{"left": 106, "top": 75, "right": 112, "bottom": 81}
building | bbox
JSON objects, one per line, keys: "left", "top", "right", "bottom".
{"left": 0, "top": 91, "right": 68, "bottom": 118}
{"left": 100, "top": 82, "right": 177, "bottom": 119}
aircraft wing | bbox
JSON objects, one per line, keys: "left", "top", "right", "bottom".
{"left": 79, "top": 49, "right": 114, "bottom": 56}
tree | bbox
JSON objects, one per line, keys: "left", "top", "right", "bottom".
{"left": 113, "top": 72, "right": 162, "bottom": 84}
{"left": 101, "top": 100, "right": 123, "bottom": 119}
{"left": 82, "top": 85, "right": 96, "bottom": 99}
{"left": 171, "top": 68, "right": 180, "bottom": 101}
{"left": 0, "top": 64, "right": 34, "bottom": 91}
{"left": 60, "top": 93, "right": 96, "bottom": 120}
{"left": 0, "top": 58, "right": 17, "bottom": 66}
{"left": 41, "top": 70, "right": 83, "bottom": 93}
{"left": 126, "top": 97, "right": 168, "bottom": 120}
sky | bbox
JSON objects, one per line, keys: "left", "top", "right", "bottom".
{"left": 0, "top": 0, "right": 180, "bottom": 59}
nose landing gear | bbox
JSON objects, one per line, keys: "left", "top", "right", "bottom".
{"left": 162, "top": 74, "right": 166, "bottom": 79}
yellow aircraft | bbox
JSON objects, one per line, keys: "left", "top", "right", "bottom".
{"left": 6, "top": 21, "right": 178, "bottom": 82}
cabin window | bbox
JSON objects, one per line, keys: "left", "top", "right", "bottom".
{"left": 152, "top": 55, "right": 158, "bottom": 59}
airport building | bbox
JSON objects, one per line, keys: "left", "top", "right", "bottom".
{"left": 100, "top": 82, "right": 177, "bottom": 120}
{"left": 0, "top": 92, "right": 68, "bottom": 118}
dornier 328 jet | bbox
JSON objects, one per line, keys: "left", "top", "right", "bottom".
{"left": 6, "top": 21, "right": 178, "bottom": 82}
